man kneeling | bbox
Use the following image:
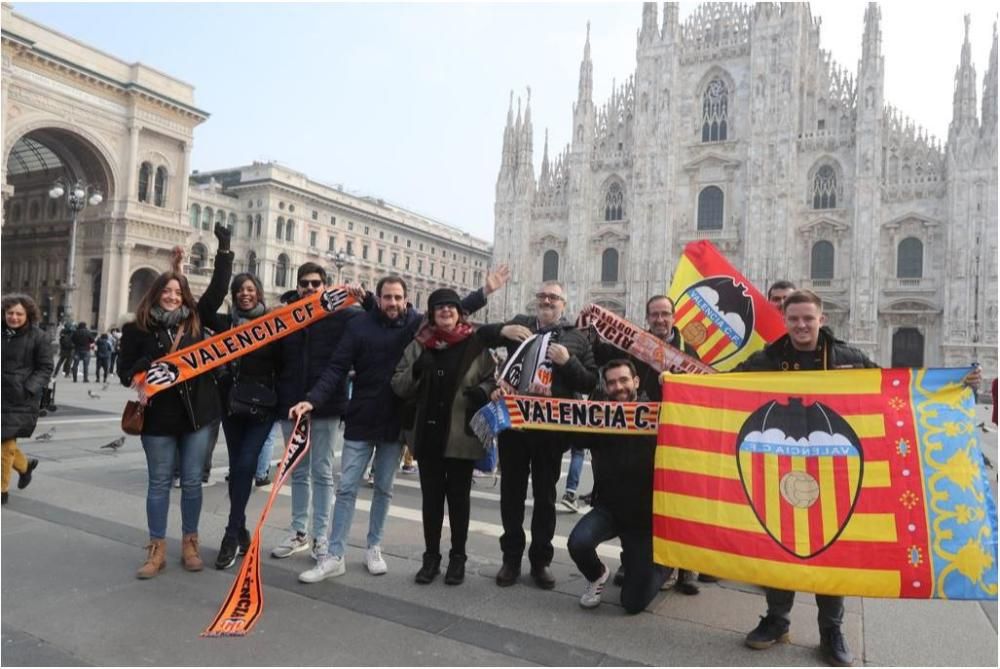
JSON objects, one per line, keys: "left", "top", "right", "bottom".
{"left": 567, "top": 359, "right": 671, "bottom": 612}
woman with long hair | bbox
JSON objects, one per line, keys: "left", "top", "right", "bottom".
{"left": 118, "top": 249, "right": 223, "bottom": 579}
{"left": 391, "top": 288, "right": 496, "bottom": 585}
{"left": 1, "top": 294, "right": 52, "bottom": 505}
{"left": 197, "top": 224, "right": 279, "bottom": 569}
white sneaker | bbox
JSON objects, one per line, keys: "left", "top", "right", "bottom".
{"left": 298, "top": 554, "right": 345, "bottom": 583}
{"left": 270, "top": 532, "right": 310, "bottom": 559}
{"left": 365, "top": 545, "right": 388, "bottom": 575}
{"left": 580, "top": 564, "right": 610, "bottom": 609}
{"left": 311, "top": 537, "right": 328, "bottom": 560}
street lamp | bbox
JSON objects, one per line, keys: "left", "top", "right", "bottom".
{"left": 328, "top": 248, "right": 353, "bottom": 285}
{"left": 49, "top": 178, "right": 103, "bottom": 325}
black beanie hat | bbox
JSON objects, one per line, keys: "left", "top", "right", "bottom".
{"left": 427, "top": 288, "right": 461, "bottom": 312}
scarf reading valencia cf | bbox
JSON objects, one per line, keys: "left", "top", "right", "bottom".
{"left": 202, "top": 416, "right": 312, "bottom": 637}
{"left": 135, "top": 287, "right": 358, "bottom": 399}
{"left": 499, "top": 333, "right": 553, "bottom": 396}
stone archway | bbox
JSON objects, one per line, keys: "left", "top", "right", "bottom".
{"left": 127, "top": 268, "right": 158, "bottom": 312}
{"left": 891, "top": 327, "right": 925, "bottom": 368}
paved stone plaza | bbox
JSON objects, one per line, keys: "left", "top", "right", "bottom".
{"left": 1, "top": 379, "right": 997, "bottom": 667}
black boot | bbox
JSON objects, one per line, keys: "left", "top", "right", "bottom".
{"left": 444, "top": 553, "right": 467, "bottom": 585}
{"left": 18, "top": 459, "right": 38, "bottom": 490}
{"left": 414, "top": 552, "right": 441, "bottom": 584}
{"left": 675, "top": 569, "right": 700, "bottom": 595}
{"left": 819, "top": 627, "right": 854, "bottom": 667}
{"left": 215, "top": 535, "right": 239, "bottom": 570}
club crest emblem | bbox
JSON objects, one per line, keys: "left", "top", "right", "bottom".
{"left": 320, "top": 288, "right": 348, "bottom": 313}
{"left": 674, "top": 276, "right": 754, "bottom": 366}
{"left": 735, "top": 398, "right": 864, "bottom": 559}
{"left": 145, "top": 361, "right": 180, "bottom": 387}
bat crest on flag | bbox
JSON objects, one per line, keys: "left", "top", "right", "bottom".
{"left": 735, "top": 397, "right": 864, "bottom": 559}
{"left": 675, "top": 275, "right": 755, "bottom": 367}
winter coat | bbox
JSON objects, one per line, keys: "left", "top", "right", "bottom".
{"left": 118, "top": 321, "right": 222, "bottom": 437}
{"left": 735, "top": 326, "right": 878, "bottom": 372}
{"left": 391, "top": 333, "right": 496, "bottom": 460}
{"left": 71, "top": 326, "right": 95, "bottom": 353}
{"left": 95, "top": 337, "right": 113, "bottom": 359}
{"left": 1, "top": 325, "right": 54, "bottom": 440}
{"left": 58, "top": 327, "right": 73, "bottom": 354}
{"left": 594, "top": 325, "right": 700, "bottom": 401}
{"left": 273, "top": 289, "right": 371, "bottom": 419}
{"left": 197, "top": 250, "right": 280, "bottom": 416}
{"left": 307, "top": 289, "right": 488, "bottom": 442}
{"left": 477, "top": 314, "right": 598, "bottom": 399}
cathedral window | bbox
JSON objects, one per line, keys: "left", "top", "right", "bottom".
{"left": 138, "top": 162, "right": 152, "bottom": 202}
{"left": 810, "top": 241, "right": 834, "bottom": 281}
{"left": 701, "top": 79, "right": 728, "bottom": 142}
{"left": 202, "top": 207, "right": 213, "bottom": 231}
{"left": 310, "top": 231, "right": 318, "bottom": 247}
{"left": 897, "top": 237, "right": 923, "bottom": 279}
{"left": 812, "top": 165, "right": 837, "bottom": 209}
{"left": 215, "top": 209, "right": 225, "bottom": 226}
{"left": 275, "top": 254, "right": 290, "bottom": 288}
{"left": 255, "top": 214, "right": 262, "bottom": 238}
{"left": 286, "top": 220, "right": 295, "bottom": 243}
{"left": 696, "top": 186, "right": 724, "bottom": 231}
{"left": 190, "top": 243, "right": 208, "bottom": 272}
{"left": 190, "top": 204, "right": 201, "bottom": 228}
{"left": 247, "top": 251, "right": 258, "bottom": 276}
{"left": 227, "top": 213, "right": 237, "bottom": 233}
{"left": 154, "top": 167, "right": 167, "bottom": 207}
{"left": 604, "top": 182, "right": 625, "bottom": 221}
{"left": 276, "top": 217, "right": 285, "bottom": 240}
{"left": 542, "top": 250, "right": 559, "bottom": 281}
{"left": 601, "top": 248, "right": 619, "bottom": 283}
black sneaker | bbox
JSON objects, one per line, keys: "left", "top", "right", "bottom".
{"left": 1, "top": 492, "right": 8, "bottom": 505}
{"left": 612, "top": 564, "right": 625, "bottom": 587}
{"left": 675, "top": 569, "right": 700, "bottom": 595}
{"left": 17, "top": 459, "right": 39, "bottom": 490}
{"left": 820, "top": 627, "right": 854, "bottom": 666}
{"left": 254, "top": 474, "right": 271, "bottom": 487}
{"left": 238, "top": 528, "right": 251, "bottom": 555}
{"left": 215, "top": 535, "right": 239, "bottom": 570}
{"left": 745, "top": 614, "right": 791, "bottom": 649}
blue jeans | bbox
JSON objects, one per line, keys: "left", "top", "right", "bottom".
{"left": 282, "top": 417, "right": 342, "bottom": 551}
{"left": 565, "top": 446, "right": 586, "bottom": 494}
{"left": 221, "top": 415, "right": 274, "bottom": 536}
{"left": 256, "top": 422, "right": 280, "bottom": 479}
{"left": 72, "top": 351, "right": 90, "bottom": 381}
{"left": 141, "top": 424, "right": 214, "bottom": 539}
{"left": 328, "top": 438, "right": 402, "bottom": 558}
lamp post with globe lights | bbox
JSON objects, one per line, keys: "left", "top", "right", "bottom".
{"left": 328, "top": 248, "right": 353, "bottom": 285}
{"left": 48, "top": 178, "right": 103, "bottom": 324}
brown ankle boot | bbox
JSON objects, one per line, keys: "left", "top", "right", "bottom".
{"left": 136, "top": 539, "right": 166, "bottom": 579}
{"left": 181, "top": 533, "right": 204, "bottom": 572}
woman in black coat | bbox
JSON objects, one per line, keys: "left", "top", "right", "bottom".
{"left": 197, "top": 224, "right": 279, "bottom": 569}
{"left": 118, "top": 256, "right": 223, "bottom": 579}
{"left": 1, "top": 294, "right": 52, "bottom": 505}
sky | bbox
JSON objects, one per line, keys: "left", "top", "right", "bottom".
{"left": 10, "top": 1, "right": 997, "bottom": 242}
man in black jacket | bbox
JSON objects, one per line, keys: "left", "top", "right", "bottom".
{"left": 479, "top": 280, "right": 598, "bottom": 589}
{"left": 738, "top": 289, "right": 876, "bottom": 667}
{"left": 567, "top": 359, "right": 671, "bottom": 612}
{"left": 70, "top": 321, "right": 95, "bottom": 382}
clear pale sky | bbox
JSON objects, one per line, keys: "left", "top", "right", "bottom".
{"left": 11, "top": 2, "right": 996, "bottom": 242}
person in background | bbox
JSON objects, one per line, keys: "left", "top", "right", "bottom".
{"left": 1, "top": 294, "right": 52, "bottom": 505}
{"left": 108, "top": 327, "right": 122, "bottom": 375}
{"left": 117, "top": 250, "right": 223, "bottom": 579}
{"left": 70, "top": 321, "right": 95, "bottom": 383}
{"left": 766, "top": 280, "right": 796, "bottom": 310}
{"left": 255, "top": 422, "right": 279, "bottom": 487}
{"left": 560, "top": 445, "right": 586, "bottom": 513}
{"left": 95, "top": 332, "right": 113, "bottom": 383}
{"left": 54, "top": 321, "right": 73, "bottom": 378}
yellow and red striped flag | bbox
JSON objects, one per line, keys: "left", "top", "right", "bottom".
{"left": 654, "top": 368, "right": 998, "bottom": 600}
{"left": 667, "top": 240, "right": 784, "bottom": 370}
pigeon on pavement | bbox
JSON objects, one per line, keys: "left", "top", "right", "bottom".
{"left": 34, "top": 427, "right": 56, "bottom": 441}
{"left": 87, "top": 390, "right": 101, "bottom": 399}
{"left": 100, "top": 436, "right": 126, "bottom": 451}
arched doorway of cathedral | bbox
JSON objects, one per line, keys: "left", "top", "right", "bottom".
{"left": 3, "top": 127, "right": 115, "bottom": 327}
{"left": 127, "top": 268, "right": 158, "bottom": 313}
{"left": 891, "top": 327, "right": 925, "bottom": 368}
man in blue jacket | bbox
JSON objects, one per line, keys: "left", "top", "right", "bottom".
{"left": 270, "top": 262, "right": 372, "bottom": 563}
{"left": 290, "top": 268, "right": 508, "bottom": 582}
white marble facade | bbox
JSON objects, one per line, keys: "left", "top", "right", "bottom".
{"left": 493, "top": 3, "right": 998, "bottom": 380}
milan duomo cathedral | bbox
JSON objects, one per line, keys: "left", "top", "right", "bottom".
{"left": 492, "top": 2, "right": 998, "bottom": 380}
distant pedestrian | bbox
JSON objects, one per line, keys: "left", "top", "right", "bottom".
{"left": 118, "top": 250, "right": 224, "bottom": 579}
{"left": 95, "top": 333, "right": 113, "bottom": 383}
{"left": 54, "top": 322, "right": 73, "bottom": 378}
{"left": 70, "top": 321, "right": 94, "bottom": 382}
{"left": 108, "top": 327, "right": 122, "bottom": 375}
{"left": 2, "top": 294, "right": 52, "bottom": 505}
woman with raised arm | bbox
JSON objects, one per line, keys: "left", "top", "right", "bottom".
{"left": 118, "top": 248, "right": 223, "bottom": 579}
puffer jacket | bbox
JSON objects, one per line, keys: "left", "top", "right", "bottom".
{"left": 736, "top": 326, "right": 878, "bottom": 372}
{"left": 391, "top": 332, "right": 496, "bottom": 460}
{"left": 1, "top": 324, "right": 54, "bottom": 440}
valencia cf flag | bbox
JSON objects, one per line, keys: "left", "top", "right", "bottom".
{"left": 667, "top": 240, "right": 784, "bottom": 370}
{"left": 654, "top": 367, "right": 998, "bottom": 600}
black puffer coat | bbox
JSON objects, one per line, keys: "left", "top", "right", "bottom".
{"left": 1, "top": 325, "right": 54, "bottom": 440}
{"left": 736, "top": 327, "right": 878, "bottom": 372}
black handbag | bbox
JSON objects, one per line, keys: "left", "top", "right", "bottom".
{"left": 227, "top": 360, "right": 276, "bottom": 419}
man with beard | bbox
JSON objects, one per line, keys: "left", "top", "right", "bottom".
{"left": 479, "top": 280, "right": 597, "bottom": 589}
{"left": 766, "top": 280, "right": 796, "bottom": 309}
{"left": 290, "top": 269, "right": 509, "bottom": 582}
{"left": 592, "top": 294, "right": 709, "bottom": 593}
{"left": 566, "top": 359, "right": 671, "bottom": 612}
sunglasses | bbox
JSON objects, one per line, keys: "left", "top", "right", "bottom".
{"left": 298, "top": 279, "right": 324, "bottom": 289}
{"left": 535, "top": 292, "right": 564, "bottom": 302}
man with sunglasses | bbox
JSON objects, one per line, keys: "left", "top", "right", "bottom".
{"left": 290, "top": 267, "right": 510, "bottom": 582}
{"left": 270, "top": 262, "right": 372, "bottom": 562}
{"left": 478, "top": 280, "right": 598, "bottom": 589}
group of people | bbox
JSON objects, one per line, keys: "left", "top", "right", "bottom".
{"left": 2, "top": 221, "right": 986, "bottom": 668}
{"left": 53, "top": 320, "right": 120, "bottom": 383}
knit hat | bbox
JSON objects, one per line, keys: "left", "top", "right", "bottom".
{"left": 427, "top": 288, "right": 461, "bottom": 312}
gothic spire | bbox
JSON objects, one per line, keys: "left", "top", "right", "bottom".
{"left": 640, "top": 2, "right": 659, "bottom": 43}
{"left": 540, "top": 128, "right": 550, "bottom": 183}
{"left": 951, "top": 14, "right": 979, "bottom": 137}
{"left": 981, "top": 22, "right": 998, "bottom": 137}
{"left": 502, "top": 91, "right": 515, "bottom": 170}
{"left": 577, "top": 21, "right": 593, "bottom": 104}
{"left": 861, "top": 2, "right": 881, "bottom": 65}
{"left": 519, "top": 87, "right": 534, "bottom": 171}
{"left": 663, "top": 2, "right": 679, "bottom": 37}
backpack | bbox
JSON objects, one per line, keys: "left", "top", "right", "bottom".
{"left": 59, "top": 330, "right": 72, "bottom": 350}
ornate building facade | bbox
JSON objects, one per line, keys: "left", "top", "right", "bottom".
{"left": 2, "top": 6, "right": 492, "bottom": 329}
{"left": 493, "top": 3, "right": 998, "bottom": 379}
